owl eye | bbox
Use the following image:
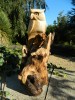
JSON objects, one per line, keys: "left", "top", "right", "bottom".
{"left": 34, "top": 12, "right": 39, "bottom": 15}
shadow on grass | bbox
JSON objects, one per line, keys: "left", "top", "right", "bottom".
{"left": 4, "top": 63, "right": 75, "bottom": 99}
{"left": 47, "top": 63, "right": 75, "bottom": 100}
{"left": 4, "top": 74, "right": 32, "bottom": 96}
{"left": 1, "top": 63, "right": 75, "bottom": 100}
{"left": 0, "top": 74, "right": 32, "bottom": 100}
{"left": 49, "top": 77, "right": 75, "bottom": 100}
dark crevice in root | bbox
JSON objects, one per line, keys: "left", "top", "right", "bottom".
{"left": 27, "top": 75, "right": 35, "bottom": 84}
{"left": 25, "top": 75, "right": 42, "bottom": 96}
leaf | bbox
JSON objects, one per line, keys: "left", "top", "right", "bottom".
{"left": 6, "top": 91, "right": 10, "bottom": 96}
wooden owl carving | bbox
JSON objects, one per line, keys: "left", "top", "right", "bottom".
{"left": 28, "top": 9, "right": 47, "bottom": 39}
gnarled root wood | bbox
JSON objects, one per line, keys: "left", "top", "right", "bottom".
{"left": 18, "top": 33, "right": 54, "bottom": 95}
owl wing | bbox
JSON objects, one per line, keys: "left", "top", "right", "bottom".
{"left": 28, "top": 20, "right": 35, "bottom": 35}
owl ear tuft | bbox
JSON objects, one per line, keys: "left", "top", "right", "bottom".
{"left": 30, "top": 9, "right": 45, "bottom": 13}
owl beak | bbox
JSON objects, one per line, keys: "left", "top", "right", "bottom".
{"left": 30, "top": 13, "right": 34, "bottom": 19}
{"left": 30, "top": 13, "right": 37, "bottom": 20}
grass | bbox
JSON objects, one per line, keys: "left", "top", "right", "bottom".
{"left": 47, "top": 63, "right": 67, "bottom": 78}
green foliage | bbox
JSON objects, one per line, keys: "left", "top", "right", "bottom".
{"left": 47, "top": 63, "right": 67, "bottom": 78}
{"left": 0, "top": 9, "right": 12, "bottom": 45}
{"left": 66, "top": 2, "right": 75, "bottom": 44}
{"left": 57, "top": 11, "right": 67, "bottom": 26}
{"left": 0, "top": 30, "right": 12, "bottom": 46}
{"left": 46, "top": 25, "right": 56, "bottom": 35}
{"left": 0, "top": 53, "right": 4, "bottom": 66}
{"left": 0, "top": 9, "right": 11, "bottom": 35}
{"left": 0, "top": 90, "right": 10, "bottom": 99}
{"left": 46, "top": 11, "right": 75, "bottom": 45}
{"left": 0, "top": 46, "right": 22, "bottom": 74}
{"left": 63, "top": 42, "right": 69, "bottom": 46}
{"left": 0, "top": 0, "right": 27, "bottom": 43}
{"left": 72, "top": 0, "right": 75, "bottom": 6}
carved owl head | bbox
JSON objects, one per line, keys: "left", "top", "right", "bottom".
{"left": 30, "top": 9, "right": 46, "bottom": 21}
{"left": 28, "top": 9, "right": 47, "bottom": 39}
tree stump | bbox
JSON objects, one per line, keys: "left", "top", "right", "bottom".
{"left": 18, "top": 33, "right": 55, "bottom": 95}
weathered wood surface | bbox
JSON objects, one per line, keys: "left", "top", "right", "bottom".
{"left": 18, "top": 33, "right": 55, "bottom": 95}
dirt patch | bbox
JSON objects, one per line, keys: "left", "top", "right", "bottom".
{"left": 48, "top": 55, "right": 75, "bottom": 71}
